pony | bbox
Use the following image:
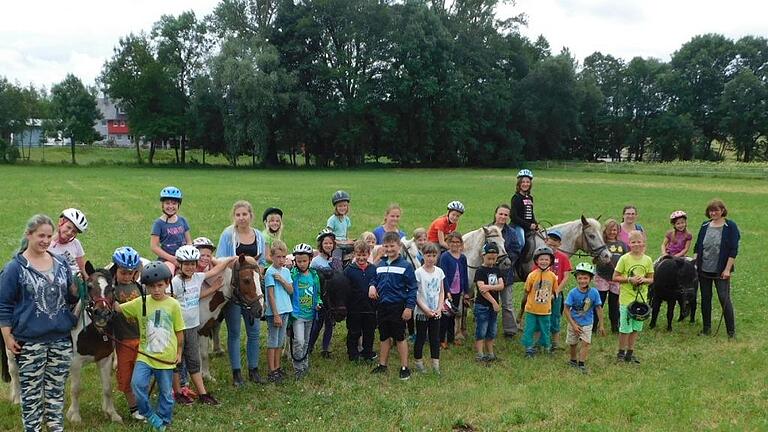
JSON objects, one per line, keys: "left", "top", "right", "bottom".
{"left": 5, "top": 262, "right": 122, "bottom": 423}
{"left": 516, "top": 216, "right": 612, "bottom": 281}
{"left": 649, "top": 256, "right": 697, "bottom": 331}
{"left": 370, "top": 237, "right": 423, "bottom": 270}
{"left": 197, "top": 265, "right": 238, "bottom": 382}
{"left": 318, "top": 270, "right": 352, "bottom": 323}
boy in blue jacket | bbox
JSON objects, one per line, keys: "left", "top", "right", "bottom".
{"left": 369, "top": 232, "right": 418, "bottom": 380}
{"left": 344, "top": 240, "right": 378, "bottom": 362}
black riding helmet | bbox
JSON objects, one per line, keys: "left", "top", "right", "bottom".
{"left": 627, "top": 300, "right": 651, "bottom": 321}
{"left": 262, "top": 207, "right": 283, "bottom": 222}
{"left": 141, "top": 261, "right": 172, "bottom": 285}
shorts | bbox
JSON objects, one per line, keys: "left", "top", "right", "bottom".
{"left": 550, "top": 294, "right": 563, "bottom": 334}
{"left": 176, "top": 327, "right": 201, "bottom": 374}
{"left": 377, "top": 302, "right": 406, "bottom": 342}
{"left": 566, "top": 323, "right": 593, "bottom": 345}
{"left": 267, "top": 313, "right": 290, "bottom": 348}
{"left": 473, "top": 303, "right": 498, "bottom": 340}
{"left": 116, "top": 338, "right": 140, "bottom": 393}
{"left": 594, "top": 275, "right": 620, "bottom": 295}
{"left": 619, "top": 305, "right": 644, "bottom": 334}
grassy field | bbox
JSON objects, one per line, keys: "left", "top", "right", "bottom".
{"left": 0, "top": 165, "right": 765, "bottom": 431}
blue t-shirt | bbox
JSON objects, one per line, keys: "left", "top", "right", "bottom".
{"left": 264, "top": 266, "right": 293, "bottom": 316}
{"left": 327, "top": 214, "right": 351, "bottom": 240}
{"left": 372, "top": 226, "right": 406, "bottom": 245}
{"left": 151, "top": 216, "right": 190, "bottom": 258}
{"left": 292, "top": 271, "right": 318, "bottom": 321}
{"left": 565, "top": 286, "right": 602, "bottom": 326}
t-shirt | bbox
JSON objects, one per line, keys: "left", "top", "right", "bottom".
{"left": 264, "top": 266, "right": 294, "bottom": 316}
{"left": 701, "top": 226, "right": 723, "bottom": 273}
{"left": 327, "top": 215, "right": 352, "bottom": 240}
{"left": 262, "top": 229, "right": 280, "bottom": 253}
{"left": 293, "top": 271, "right": 318, "bottom": 321}
{"left": 414, "top": 266, "right": 445, "bottom": 319}
{"left": 373, "top": 226, "right": 406, "bottom": 245}
{"left": 552, "top": 250, "right": 572, "bottom": 288}
{"left": 427, "top": 216, "right": 457, "bottom": 243}
{"left": 121, "top": 295, "right": 184, "bottom": 370}
{"left": 48, "top": 238, "right": 84, "bottom": 275}
{"left": 151, "top": 216, "right": 190, "bottom": 259}
{"left": 113, "top": 282, "right": 142, "bottom": 340}
{"left": 615, "top": 253, "right": 654, "bottom": 306}
{"left": 596, "top": 240, "right": 628, "bottom": 280}
{"left": 565, "top": 286, "right": 602, "bottom": 326}
{"left": 474, "top": 265, "right": 502, "bottom": 307}
{"left": 665, "top": 230, "right": 692, "bottom": 256}
{"left": 618, "top": 223, "right": 645, "bottom": 246}
{"left": 169, "top": 273, "right": 206, "bottom": 329}
{"left": 523, "top": 269, "right": 558, "bottom": 315}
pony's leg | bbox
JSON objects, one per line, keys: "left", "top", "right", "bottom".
{"left": 7, "top": 349, "right": 20, "bottom": 404}
{"left": 97, "top": 354, "right": 122, "bottom": 422}
{"left": 66, "top": 354, "right": 85, "bottom": 423}
{"left": 199, "top": 335, "right": 214, "bottom": 381}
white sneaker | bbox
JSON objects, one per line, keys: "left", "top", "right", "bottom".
{"left": 131, "top": 410, "right": 146, "bottom": 421}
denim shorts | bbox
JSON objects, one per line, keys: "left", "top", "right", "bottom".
{"left": 266, "top": 313, "right": 290, "bottom": 348}
{"left": 474, "top": 303, "right": 498, "bottom": 340}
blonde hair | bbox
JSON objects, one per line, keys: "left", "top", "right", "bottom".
{"left": 18, "top": 214, "right": 54, "bottom": 253}
{"left": 412, "top": 227, "right": 427, "bottom": 239}
{"left": 382, "top": 203, "right": 401, "bottom": 223}
{"left": 602, "top": 218, "right": 620, "bottom": 241}
{"left": 270, "top": 240, "right": 288, "bottom": 256}
{"left": 360, "top": 231, "right": 376, "bottom": 243}
{"left": 231, "top": 200, "right": 254, "bottom": 220}
{"left": 627, "top": 230, "right": 644, "bottom": 242}
{"left": 353, "top": 239, "right": 371, "bottom": 253}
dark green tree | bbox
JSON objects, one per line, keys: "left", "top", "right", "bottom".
{"left": 50, "top": 74, "right": 102, "bottom": 164}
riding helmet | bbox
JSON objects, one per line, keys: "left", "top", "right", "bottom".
{"left": 175, "top": 245, "right": 201, "bottom": 262}
{"left": 140, "top": 261, "right": 173, "bottom": 285}
{"left": 482, "top": 242, "right": 499, "bottom": 255}
{"left": 331, "top": 190, "right": 351, "bottom": 205}
{"left": 669, "top": 210, "right": 687, "bottom": 222}
{"left": 292, "top": 243, "right": 314, "bottom": 256}
{"left": 572, "top": 262, "right": 596, "bottom": 277}
{"left": 447, "top": 200, "right": 465, "bottom": 214}
{"left": 533, "top": 246, "right": 554, "bottom": 261}
{"left": 517, "top": 169, "right": 533, "bottom": 179}
{"left": 160, "top": 186, "right": 183, "bottom": 203}
{"left": 316, "top": 228, "right": 336, "bottom": 243}
{"left": 112, "top": 246, "right": 141, "bottom": 271}
{"left": 61, "top": 208, "right": 88, "bottom": 233}
{"left": 627, "top": 300, "right": 651, "bottom": 321}
{"left": 192, "top": 236, "right": 216, "bottom": 251}
{"left": 262, "top": 207, "right": 283, "bottom": 222}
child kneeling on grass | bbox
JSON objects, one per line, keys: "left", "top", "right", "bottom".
{"left": 113, "top": 261, "right": 184, "bottom": 432}
{"left": 564, "top": 262, "right": 605, "bottom": 373}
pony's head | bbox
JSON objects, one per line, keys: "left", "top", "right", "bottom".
{"left": 400, "top": 238, "right": 422, "bottom": 269}
{"left": 580, "top": 215, "right": 612, "bottom": 265}
{"left": 232, "top": 255, "right": 263, "bottom": 321}
{"left": 84, "top": 262, "right": 116, "bottom": 333}
{"left": 481, "top": 225, "right": 511, "bottom": 270}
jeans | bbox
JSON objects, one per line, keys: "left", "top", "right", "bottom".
{"left": 266, "top": 313, "right": 289, "bottom": 349}
{"left": 512, "top": 225, "right": 525, "bottom": 255}
{"left": 131, "top": 361, "right": 174, "bottom": 425}
{"left": 224, "top": 303, "right": 261, "bottom": 370}
{"left": 291, "top": 318, "right": 313, "bottom": 373}
{"left": 308, "top": 308, "right": 335, "bottom": 353}
{"left": 474, "top": 303, "right": 499, "bottom": 340}
{"left": 499, "top": 284, "right": 519, "bottom": 336}
{"left": 699, "top": 274, "right": 735, "bottom": 334}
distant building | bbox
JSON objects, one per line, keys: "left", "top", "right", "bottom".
{"left": 12, "top": 119, "right": 44, "bottom": 147}
{"left": 95, "top": 97, "right": 133, "bottom": 146}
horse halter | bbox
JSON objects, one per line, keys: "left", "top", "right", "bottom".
{"left": 553, "top": 225, "right": 607, "bottom": 259}
{"left": 230, "top": 259, "right": 263, "bottom": 324}
{"left": 85, "top": 274, "right": 116, "bottom": 333}
{"left": 400, "top": 243, "right": 420, "bottom": 269}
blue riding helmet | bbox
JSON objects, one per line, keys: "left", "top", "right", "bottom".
{"left": 112, "top": 246, "right": 141, "bottom": 271}
{"left": 160, "top": 186, "right": 183, "bottom": 202}
{"left": 547, "top": 230, "right": 562, "bottom": 241}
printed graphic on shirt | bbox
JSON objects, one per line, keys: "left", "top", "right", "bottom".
{"left": 298, "top": 280, "right": 315, "bottom": 309}
{"left": 20, "top": 266, "right": 69, "bottom": 320}
{"left": 534, "top": 279, "right": 553, "bottom": 304}
{"left": 145, "top": 309, "right": 173, "bottom": 354}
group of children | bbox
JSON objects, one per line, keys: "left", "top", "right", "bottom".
{"left": 41, "top": 179, "right": 698, "bottom": 431}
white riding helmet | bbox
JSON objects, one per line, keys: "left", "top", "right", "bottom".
{"left": 192, "top": 236, "right": 216, "bottom": 251}
{"left": 61, "top": 208, "right": 88, "bottom": 233}
{"left": 175, "top": 245, "right": 200, "bottom": 262}
{"left": 517, "top": 169, "right": 533, "bottom": 179}
{"left": 292, "top": 243, "right": 314, "bottom": 256}
{"left": 447, "top": 200, "right": 465, "bottom": 214}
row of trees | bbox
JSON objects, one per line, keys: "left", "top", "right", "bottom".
{"left": 2, "top": 0, "right": 767, "bottom": 165}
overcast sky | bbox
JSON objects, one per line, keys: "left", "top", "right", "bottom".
{"left": 1, "top": 0, "right": 765, "bottom": 89}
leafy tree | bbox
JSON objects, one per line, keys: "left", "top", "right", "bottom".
{"left": 50, "top": 74, "right": 102, "bottom": 164}
{"left": 622, "top": 57, "right": 669, "bottom": 161}
{"left": 0, "top": 78, "right": 28, "bottom": 143}
{"left": 720, "top": 69, "right": 768, "bottom": 161}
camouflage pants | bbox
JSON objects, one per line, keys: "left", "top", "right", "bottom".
{"left": 16, "top": 337, "right": 73, "bottom": 432}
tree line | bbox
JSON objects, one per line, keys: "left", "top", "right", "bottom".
{"left": 1, "top": 0, "right": 767, "bottom": 166}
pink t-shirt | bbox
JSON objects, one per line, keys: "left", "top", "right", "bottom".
{"left": 665, "top": 231, "right": 692, "bottom": 256}
{"left": 48, "top": 238, "right": 84, "bottom": 275}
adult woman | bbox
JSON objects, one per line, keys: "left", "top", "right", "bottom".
{"left": 217, "top": 200, "right": 267, "bottom": 386}
{"left": 0, "top": 214, "right": 79, "bottom": 431}
{"left": 372, "top": 204, "right": 406, "bottom": 245}
{"left": 618, "top": 205, "right": 645, "bottom": 245}
{"left": 693, "top": 199, "right": 740, "bottom": 338}
{"left": 488, "top": 204, "right": 519, "bottom": 337}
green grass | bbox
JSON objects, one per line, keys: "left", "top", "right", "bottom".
{"left": 0, "top": 165, "right": 765, "bottom": 431}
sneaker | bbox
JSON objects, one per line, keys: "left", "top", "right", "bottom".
{"left": 363, "top": 353, "right": 379, "bottom": 362}
{"left": 321, "top": 351, "right": 332, "bottom": 359}
{"left": 198, "top": 393, "right": 220, "bottom": 405}
{"left": 267, "top": 370, "right": 283, "bottom": 384}
{"left": 130, "top": 410, "right": 145, "bottom": 421}
{"left": 568, "top": 359, "right": 578, "bottom": 368}
{"left": 295, "top": 369, "right": 308, "bottom": 380}
{"left": 147, "top": 413, "right": 167, "bottom": 432}
{"left": 616, "top": 352, "right": 625, "bottom": 362}
{"left": 475, "top": 353, "right": 487, "bottom": 362}
{"left": 414, "top": 362, "right": 426, "bottom": 373}
{"left": 180, "top": 386, "right": 197, "bottom": 399}
{"left": 399, "top": 367, "right": 412, "bottom": 380}
{"left": 432, "top": 366, "right": 441, "bottom": 375}
{"left": 578, "top": 365, "right": 589, "bottom": 374}
{"left": 486, "top": 353, "right": 498, "bottom": 362}
{"left": 524, "top": 350, "right": 535, "bottom": 359}
{"left": 371, "top": 364, "right": 388, "bottom": 374}
{"left": 174, "top": 392, "right": 195, "bottom": 405}
{"left": 624, "top": 355, "right": 641, "bottom": 364}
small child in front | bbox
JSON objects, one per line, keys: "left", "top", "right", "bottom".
{"left": 564, "top": 263, "right": 604, "bottom": 373}
{"left": 473, "top": 242, "right": 505, "bottom": 362}
{"left": 264, "top": 241, "right": 294, "bottom": 383}
{"left": 112, "top": 261, "right": 184, "bottom": 432}
{"left": 369, "top": 232, "right": 418, "bottom": 380}
{"left": 413, "top": 242, "right": 445, "bottom": 373}
{"left": 519, "top": 247, "right": 558, "bottom": 357}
